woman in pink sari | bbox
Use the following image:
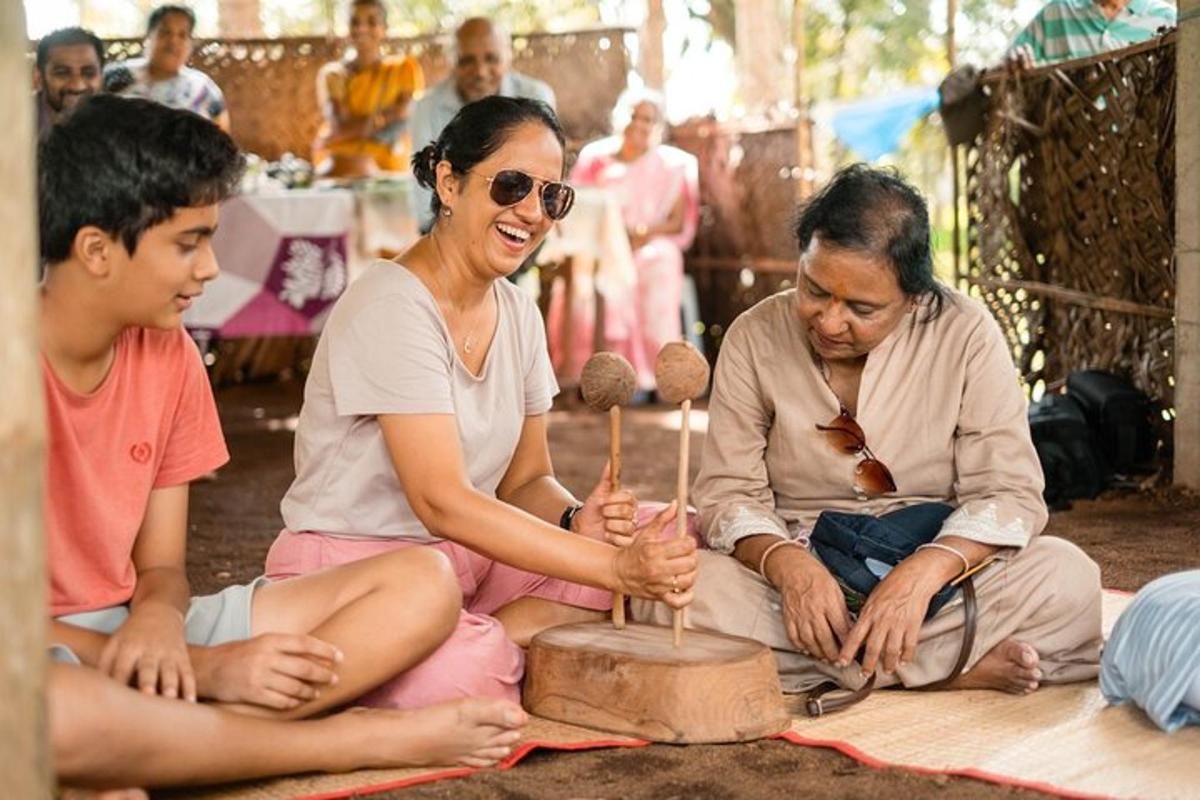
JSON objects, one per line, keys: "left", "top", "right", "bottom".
{"left": 549, "top": 88, "right": 699, "bottom": 391}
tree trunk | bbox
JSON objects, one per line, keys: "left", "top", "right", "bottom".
{"left": 735, "top": 0, "right": 791, "bottom": 111}
{"left": 1176, "top": 0, "right": 1200, "bottom": 488}
{"left": 791, "top": 0, "right": 812, "bottom": 198}
{"left": 946, "top": 0, "right": 957, "bottom": 67}
{"left": 0, "top": 1, "right": 50, "bottom": 797}
{"left": 218, "top": 0, "right": 263, "bottom": 37}
{"left": 640, "top": 0, "right": 666, "bottom": 90}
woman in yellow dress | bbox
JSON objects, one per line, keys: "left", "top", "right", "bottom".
{"left": 313, "top": 0, "right": 424, "bottom": 177}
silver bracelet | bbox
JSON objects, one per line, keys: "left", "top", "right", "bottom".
{"left": 757, "top": 538, "right": 800, "bottom": 580}
{"left": 914, "top": 542, "right": 971, "bottom": 577}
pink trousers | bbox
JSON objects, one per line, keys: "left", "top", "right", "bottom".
{"left": 263, "top": 504, "right": 700, "bottom": 708}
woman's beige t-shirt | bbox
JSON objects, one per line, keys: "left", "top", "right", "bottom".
{"left": 280, "top": 260, "right": 558, "bottom": 541}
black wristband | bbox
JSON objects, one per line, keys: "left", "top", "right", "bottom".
{"left": 559, "top": 503, "right": 584, "bottom": 531}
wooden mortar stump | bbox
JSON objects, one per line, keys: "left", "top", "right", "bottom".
{"left": 524, "top": 621, "right": 791, "bottom": 744}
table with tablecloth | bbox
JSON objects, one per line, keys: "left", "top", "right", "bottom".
{"left": 184, "top": 179, "right": 422, "bottom": 381}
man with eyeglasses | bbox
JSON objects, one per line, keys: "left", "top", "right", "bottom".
{"left": 409, "top": 17, "right": 556, "bottom": 232}
{"left": 33, "top": 27, "right": 104, "bottom": 139}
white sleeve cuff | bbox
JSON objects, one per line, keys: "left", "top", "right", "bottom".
{"left": 937, "top": 502, "right": 1033, "bottom": 548}
{"left": 706, "top": 504, "right": 791, "bottom": 554}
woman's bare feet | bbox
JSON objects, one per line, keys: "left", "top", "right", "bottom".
{"left": 335, "top": 697, "right": 528, "bottom": 771}
{"left": 944, "top": 639, "right": 1043, "bottom": 694}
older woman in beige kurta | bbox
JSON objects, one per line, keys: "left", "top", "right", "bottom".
{"left": 634, "top": 165, "right": 1102, "bottom": 695}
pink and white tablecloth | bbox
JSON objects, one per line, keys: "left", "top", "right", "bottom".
{"left": 184, "top": 189, "right": 354, "bottom": 338}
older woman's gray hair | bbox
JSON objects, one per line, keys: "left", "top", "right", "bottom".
{"left": 611, "top": 86, "right": 667, "bottom": 133}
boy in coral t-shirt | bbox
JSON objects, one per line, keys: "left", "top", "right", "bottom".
{"left": 43, "top": 95, "right": 523, "bottom": 790}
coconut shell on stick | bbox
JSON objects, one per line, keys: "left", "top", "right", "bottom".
{"left": 654, "top": 342, "right": 710, "bottom": 404}
{"left": 580, "top": 352, "right": 637, "bottom": 411}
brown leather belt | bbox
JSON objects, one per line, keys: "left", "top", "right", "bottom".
{"left": 803, "top": 576, "right": 978, "bottom": 717}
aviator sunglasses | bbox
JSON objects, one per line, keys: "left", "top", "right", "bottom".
{"left": 472, "top": 169, "right": 576, "bottom": 221}
{"left": 815, "top": 405, "right": 898, "bottom": 497}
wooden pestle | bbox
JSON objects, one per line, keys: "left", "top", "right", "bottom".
{"left": 654, "top": 342, "right": 711, "bottom": 647}
{"left": 579, "top": 352, "right": 637, "bottom": 629}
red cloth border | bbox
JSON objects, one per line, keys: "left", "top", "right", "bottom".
{"left": 776, "top": 730, "right": 1114, "bottom": 800}
{"left": 290, "top": 728, "right": 1115, "bottom": 800}
{"left": 290, "top": 736, "right": 651, "bottom": 800}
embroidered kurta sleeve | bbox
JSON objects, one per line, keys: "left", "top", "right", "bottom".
{"left": 694, "top": 317, "right": 791, "bottom": 553}
{"left": 938, "top": 310, "right": 1047, "bottom": 548}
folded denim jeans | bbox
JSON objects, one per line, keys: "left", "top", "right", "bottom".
{"left": 810, "top": 502, "right": 959, "bottom": 619}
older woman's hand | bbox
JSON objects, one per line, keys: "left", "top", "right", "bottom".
{"left": 765, "top": 547, "right": 852, "bottom": 663}
{"left": 613, "top": 502, "right": 698, "bottom": 609}
{"left": 835, "top": 554, "right": 949, "bottom": 675}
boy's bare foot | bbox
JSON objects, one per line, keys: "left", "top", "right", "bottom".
{"left": 944, "top": 639, "right": 1042, "bottom": 694}
{"left": 335, "top": 697, "right": 528, "bottom": 771}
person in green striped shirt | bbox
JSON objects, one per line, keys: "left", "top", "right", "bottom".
{"left": 1007, "top": 0, "right": 1177, "bottom": 68}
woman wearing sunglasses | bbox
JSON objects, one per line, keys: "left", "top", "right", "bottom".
{"left": 634, "top": 164, "right": 1102, "bottom": 700}
{"left": 262, "top": 96, "right": 697, "bottom": 710}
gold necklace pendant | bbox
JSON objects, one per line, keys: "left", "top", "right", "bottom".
{"left": 463, "top": 334, "right": 476, "bottom": 354}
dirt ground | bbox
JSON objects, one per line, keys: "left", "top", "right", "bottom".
{"left": 188, "top": 381, "right": 1200, "bottom": 800}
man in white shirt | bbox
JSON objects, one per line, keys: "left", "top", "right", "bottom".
{"left": 409, "top": 17, "right": 556, "bottom": 230}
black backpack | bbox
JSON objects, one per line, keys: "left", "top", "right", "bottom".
{"left": 1028, "top": 393, "right": 1108, "bottom": 510}
{"left": 1065, "top": 370, "right": 1157, "bottom": 476}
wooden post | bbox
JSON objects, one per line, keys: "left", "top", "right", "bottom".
{"left": 947, "top": 0, "right": 963, "bottom": 287}
{"left": 0, "top": 2, "right": 51, "bottom": 797}
{"left": 640, "top": 0, "right": 666, "bottom": 90}
{"left": 1177, "top": 0, "right": 1200, "bottom": 489}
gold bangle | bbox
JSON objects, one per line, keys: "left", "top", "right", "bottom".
{"left": 757, "top": 538, "right": 799, "bottom": 580}
{"left": 914, "top": 542, "right": 971, "bottom": 577}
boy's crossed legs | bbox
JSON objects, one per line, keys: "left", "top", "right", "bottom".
{"left": 51, "top": 661, "right": 525, "bottom": 790}
{"left": 205, "top": 547, "right": 471, "bottom": 718}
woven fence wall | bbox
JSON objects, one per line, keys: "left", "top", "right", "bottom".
{"left": 672, "top": 117, "right": 815, "bottom": 355}
{"left": 103, "top": 28, "right": 633, "bottom": 161}
{"left": 963, "top": 33, "right": 1176, "bottom": 405}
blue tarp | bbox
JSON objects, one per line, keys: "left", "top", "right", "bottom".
{"left": 830, "top": 87, "right": 940, "bottom": 161}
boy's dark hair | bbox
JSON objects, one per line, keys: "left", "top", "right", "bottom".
{"left": 39, "top": 94, "right": 243, "bottom": 264}
{"left": 411, "top": 96, "right": 565, "bottom": 218}
{"left": 147, "top": 4, "right": 197, "bottom": 36}
{"left": 102, "top": 64, "right": 136, "bottom": 94}
{"left": 794, "top": 163, "right": 946, "bottom": 319}
{"left": 36, "top": 27, "right": 105, "bottom": 73}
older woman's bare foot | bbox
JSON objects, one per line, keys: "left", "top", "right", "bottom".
{"left": 335, "top": 697, "right": 528, "bottom": 771}
{"left": 944, "top": 639, "right": 1042, "bottom": 694}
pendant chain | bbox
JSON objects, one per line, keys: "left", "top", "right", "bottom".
{"left": 429, "top": 233, "right": 487, "bottom": 355}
